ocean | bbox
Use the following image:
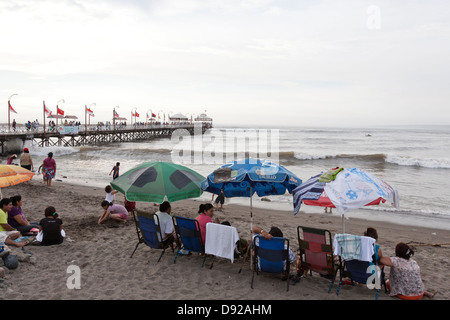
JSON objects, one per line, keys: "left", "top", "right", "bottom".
{"left": 17, "top": 124, "right": 450, "bottom": 230}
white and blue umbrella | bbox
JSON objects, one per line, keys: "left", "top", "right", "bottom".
{"left": 201, "top": 158, "right": 302, "bottom": 230}
{"left": 293, "top": 167, "right": 399, "bottom": 232}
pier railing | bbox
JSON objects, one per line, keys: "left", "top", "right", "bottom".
{"left": 0, "top": 123, "right": 211, "bottom": 154}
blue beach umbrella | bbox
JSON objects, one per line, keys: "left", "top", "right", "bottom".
{"left": 201, "top": 158, "right": 302, "bottom": 230}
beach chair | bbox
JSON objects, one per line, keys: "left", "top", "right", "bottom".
{"left": 205, "top": 223, "right": 241, "bottom": 269}
{"left": 130, "top": 210, "right": 173, "bottom": 263}
{"left": 172, "top": 216, "right": 207, "bottom": 267}
{"left": 295, "top": 226, "right": 337, "bottom": 292}
{"left": 333, "top": 234, "right": 386, "bottom": 300}
{"left": 251, "top": 235, "right": 290, "bottom": 291}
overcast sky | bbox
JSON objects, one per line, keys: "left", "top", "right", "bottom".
{"left": 1, "top": 0, "right": 449, "bottom": 128}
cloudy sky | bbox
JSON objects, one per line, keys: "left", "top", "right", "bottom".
{"left": 1, "top": 0, "right": 449, "bottom": 128}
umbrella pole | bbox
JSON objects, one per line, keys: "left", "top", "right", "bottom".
{"left": 250, "top": 186, "right": 253, "bottom": 232}
{"left": 250, "top": 186, "right": 253, "bottom": 270}
{"left": 342, "top": 214, "right": 345, "bottom": 234}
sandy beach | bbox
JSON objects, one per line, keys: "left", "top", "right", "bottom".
{"left": 1, "top": 179, "right": 449, "bottom": 302}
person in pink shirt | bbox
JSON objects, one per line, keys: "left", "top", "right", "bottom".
{"left": 195, "top": 203, "right": 220, "bottom": 244}
{"left": 38, "top": 152, "right": 56, "bottom": 186}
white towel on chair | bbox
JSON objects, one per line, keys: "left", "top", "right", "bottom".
{"left": 205, "top": 223, "right": 240, "bottom": 263}
{"left": 333, "top": 234, "right": 375, "bottom": 262}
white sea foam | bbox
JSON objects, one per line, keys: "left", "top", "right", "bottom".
{"left": 385, "top": 155, "right": 450, "bottom": 169}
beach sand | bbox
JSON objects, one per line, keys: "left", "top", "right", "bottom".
{"left": 1, "top": 179, "right": 449, "bottom": 301}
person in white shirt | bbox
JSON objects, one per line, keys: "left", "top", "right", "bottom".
{"left": 154, "top": 201, "right": 175, "bottom": 246}
{"left": 105, "top": 185, "right": 118, "bottom": 203}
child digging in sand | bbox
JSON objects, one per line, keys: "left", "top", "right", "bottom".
{"left": 98, "top": 200, "right": 129, "bottom": 224}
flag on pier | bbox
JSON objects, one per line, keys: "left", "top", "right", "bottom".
{"left": 114, "top": 110, "right": 120, "bottom": 118}
{"left": 9, "top": 101, "right": 17, "bottom": 114}
{"left": 44, "top": 101, "right": 52, "bottom": 116}
{"left": 86, "top": 107, "right": 95, "bottom": 117}
{"left": 57, "top": 106, "right": 65, "bottom": 115}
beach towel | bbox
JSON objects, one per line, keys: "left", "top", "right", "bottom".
{"left": 333, "top": 234, "right": 375, "bottom": 262}
{"left": 318, "top": 167, "right": 344, "bottom": 182}
{"left": 205, "top": 223, "right": 240, "bottom": 263}
{"left": 292, "top": 174, "right": 325, "bottom": 215}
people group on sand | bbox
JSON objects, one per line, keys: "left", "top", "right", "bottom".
{"left": 0, "top": 154, "right": 438, "bottom": 300}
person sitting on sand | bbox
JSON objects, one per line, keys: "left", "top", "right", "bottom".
{"left": 36, "top": 206, "right": 65, "bottom": 246}
{"left": 364, "top": 227, "right": 383, "bottom": 263}
{"left": 196, "top": 203, "right": 220, "bottom": 244}
{"left": 379, "top": 242, "right": 435, "bottom": 300}
{"left": 98, "top": 200, "right": 128, "bottom": 224}
{"left": 0, "top": 198, "right": 31, "bottom": 249}
{"left": 8, "top": 195, "right": 39, "bottom": 235}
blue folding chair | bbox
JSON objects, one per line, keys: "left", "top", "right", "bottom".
{"left": 334, "top": 234, "right": 387, "bottom": 300}
{"left": 172, "top": 216, "right": 207, "bottom": 267}
{"left": 130, "top": 211, "right": 173, "bottom": 263}
{"left": 251, "top": 235, "right": 290, "bottom": 291}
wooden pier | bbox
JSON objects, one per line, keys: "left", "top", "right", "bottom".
{"left": 0, "top": 124, "right": 210, "bottom": 155}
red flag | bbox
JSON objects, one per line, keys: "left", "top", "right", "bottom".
{"left": 152, "top": 112, "right": 156, "bottom": 118}
{"left": 57, "top": 106, "right": 64, "bottom": 115}
{"left": 44, "top": 101, "right": 52, "bottom": 116}
{"left": 86, "top": 108, "right": 95, "bottom": 117}
{"left": 9, "top": 101, "right": 17, "bottom": 114}
{"left": 133, "top": 112, "right": 139, "bottom": 117}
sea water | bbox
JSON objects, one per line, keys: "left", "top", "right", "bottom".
{"left": 17, "top": 124, "right": 450, "bottom": 230}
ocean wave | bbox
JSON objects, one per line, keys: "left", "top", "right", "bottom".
{"left": 26, "top": 145, "right": 80, "bottom": 157}
{"left": 289, "top": 152, "right": 450, "bottom": 169}
{"left": 386, "top": 155, "right": 450, "bottom": 169}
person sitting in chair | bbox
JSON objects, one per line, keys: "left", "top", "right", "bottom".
{"left": 252, "top": 225, "right": 296, "bottom": 270}
{"left": 154, "top": 201, "right": 175, "bottom": 247}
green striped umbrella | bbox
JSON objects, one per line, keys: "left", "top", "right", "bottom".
{"left": 110, "top": 162, "right": 205, "bottom": 203}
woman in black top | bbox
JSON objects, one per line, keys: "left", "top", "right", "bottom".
{"left": 39, "top": 206, "right": 64, "bottom": 246}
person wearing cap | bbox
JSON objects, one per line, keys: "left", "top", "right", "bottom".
{"left": 19, "top": 148, "right": 34, "bottom": 171}
{"left": 38, "top": 152, "right": 56, "bottom": 186}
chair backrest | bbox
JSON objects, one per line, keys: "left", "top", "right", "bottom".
{"left": 334, "top": 234, "right": 380, "bottom": 286}
{"left": 136, "top": 213, "right": 163, "bottom": 250}
{"left": 297, "top": 226, "right": 334, "bottom": 275}
{"left": 344, "top": 260, "right": 374, "bottom": 283}
{"left": 253, "top": 235, "right": 289, "bottom": 274}
{"left": 173, "top": 216, "right": 204, "bottom": 254}
{"left": 205, "top": 223, "right": 240, "bottom": 263}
